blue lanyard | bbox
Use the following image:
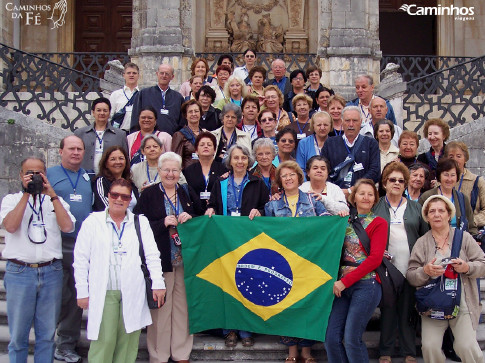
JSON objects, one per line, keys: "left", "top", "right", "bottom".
{"left": 95, "top": 131, "right": 105, "bottom": 147}
{"left": 111, "top": 221, "right": 126, "bottom": 247}
{"left": 186, "top": 127, "right": 199, "bottom": 145}
{"left": 219, "top": 86, "right": 227, "bottom": 100}
{"left": 243, "top": 124, "right": 257, "bottom": 139}
{"left": 123, "top": 89, "right": 130, "bottom": 101}
{"left": 203, "top": 173, "right": 210, "bottom": 192}
{"left": 296, "top": 119, "right": 309, "bottom": 134}
{"left": 231, "top": 173, "right": 248, "bottom": 212}
{"left": 343, "top": 135, "right": 352, "bottom": 156}
{"left": 222, "top": 129, "right": 237, "bottom": 148}
{"left": 29, "top": 195, "right": 46, "bottom": 218}
{"left": 439, "top": 186, "right": 455, "bottom": 203}
{"left": 61, "top": 165, "right": 81, "bottom": 194}
{"left": 457, "top": 173, "right": 464, "bottom": 192}
{"left": 146, "top": 162, "right": 158, "bottom": 184}
{"left": 284, "top": 193, "right": 300, "bottom": 217}
{"left": 385, "top": 196, "right": 403, "bottom": 216}
{"left": 360, "top": 103, "right": 370, "bottom": 121}
{"left": 160, "top": 88, "right": 168, "bottom": 109}
{"left": 160, "top": 184, "right": 179, "bottom": 216}
{"left": 313, "top": 134, "right": 321, "bottom": 155}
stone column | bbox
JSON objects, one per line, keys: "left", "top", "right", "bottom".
{"left": 129, "top": 0, "right": 194, "bottom": 89}
{"left": 205, "top": 0, "right": 230, "bottom": 52}
{"left": 317, "top": 0, "right": 381, "bottom": 100}
{"left": 284, "top": 0, "right": 308, "bottom": 53}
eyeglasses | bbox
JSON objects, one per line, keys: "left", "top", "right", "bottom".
{"left": 265, "top": 95, "right": 278, "bottom": 100}
{"left": 279, "top": 138, "right": 295, "bottom": 144}
{"left": 260, "top": 118, "right": 275, "bottom": 123}
{"left": 160, "top": 168, "right": 181, "bottom": 174}
{"left": 245, "top": 54, "right": 255, "bottom": 58}
{"left": 293, "top": 77, "right": 305, "bottom": 81}
{"left": 388, "top": 178, "right": 405, "bottom": 184}
{"left": 281, "top": 173, "right": 297, "bottom": 180}
{"left": 109, "top": 192, "right": 132, "bottom": 201}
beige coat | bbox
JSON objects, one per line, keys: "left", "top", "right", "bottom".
{"left": 406, "top": 228, "right": 485, "bottom": 329}
{"left": 459, "top": 168, "right": 485, "bottom": 228}
{"left": 211, "top": 126, "right": 252, "bottom": 154}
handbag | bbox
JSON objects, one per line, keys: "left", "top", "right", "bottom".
{"left": 134, "top": 214, "right": 160, "bottom": 309}
{"left": 349, "top": 211, "right": 405, "bottom": 308}
{"left": 111, "top": 90, "right": 138, "bottom": 128}
{"left": 414, "top": 228, "right": 463, "bottom": 320}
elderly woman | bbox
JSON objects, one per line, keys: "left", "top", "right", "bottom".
{"left": 171, "top": 100, "right": 204, "bottom": 169}
{"left": 74, "top": 178, "right": 166, "bottom": 363}
{"left": 247, "top": 65, "right": 266, "bottom": 104}
{"left": 131, "top": 135, "right": 164, "bottom": 191}
{"left": 133, "top": 152, "right": 196, "bottom": 363}
{"left": 250, "top": 138, "right": 279, "bottom": 196}
{"left": 419, "top": 158, "right": 477, "bottom": 236}
{"left": 417, "top": 118, "right": 450, "bottom": 184}
{"left": 287, "top": 94, "right": 314, "bottom": 139}
{"left": 372, "top": 162, "right": 428, "bottom": 363}
{"left": 127, "top": 106, "right": 172, "bottom": 165}
{"left": 263, "top": 85, "right": 291, "bottom": 131}
{"left": 215, "top": 75, "right": 248, "bottom": 110}
{"left": 93, "top": 146, "right": 138, "bottom": 212}
{"left": 325, "top": 179, "right": 387, "bottom": 363}
{"left": 374, "top": 120, "right": 400, "bottom": 173}
{"left": 179, "top": 57, "right": 214, "bottom": 98}
{"left": 257, "top": 109, "right": 278, "bottom": 145}
{"left": 397, "top": 131, "right": 432, "bottom": 192}
{"left": 195, "top": 85, "right": 221, "bottom": 131}
{"left": 296, "top": 111, "right": 332, "bottom": 173}
{"left": 314, "top": 86, "right": 335, "bottom": 113}
{"left": 274, "top": 127, "right": 297, "bottom": 167}
{"left": 237, "top": 95, "right": 262, "bottom": 141}
{"left": 212, "top": 103, "right": 251, "bottom": 162}
{"left": 299, "top": 155, "right": 349, "bottom": 216}
{"left": 205, "top": 145, "right": 269, "bottom": 347}
{"left": 405, "top": 163, "right": 429, "bottom": 201}
{"left": 264, "top": 161, "right": 329, "bottom": 363}
{"left": 212, "top": 65, "right": 232, "bottom": 105}
{"left": 183, "top": 75, "right": 204, "bottom": 101}
{"left": 327, "top": 94, "right": 345, "bottom": 137}
{"left": 445, "top": 141, "right": 485, "bottom": 234}
{"left": 183, "top": 132, "right": 227, "bottom": 214}
{"left": 407, "top": 195, "right": 485, "bottom": 363}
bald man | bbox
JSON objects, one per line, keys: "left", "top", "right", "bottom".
{"left": 130, "top": 63, "right": 184, "bottom": 135}
{"left": 359, "top": 96, "right": 402, "bottom": 146}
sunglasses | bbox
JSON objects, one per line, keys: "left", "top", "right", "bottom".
{"left": 109, "top": 192, "right": 132, "bottom": 201}
{"left": 388, "top": 178, "right": 405, "bottom": 184}
{"left": 260, "top": 118, "right": 275, "bottom": 123}
{"left": 279, "top": 138, "right": 295, "bottom": 144}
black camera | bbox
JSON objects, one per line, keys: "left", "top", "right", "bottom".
{"left": 26, "top": 173, "right": 44, "bottom": 195}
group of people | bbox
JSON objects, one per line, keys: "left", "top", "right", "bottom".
{"left": 1, "top": 52, "right": 485, "bottom": 363}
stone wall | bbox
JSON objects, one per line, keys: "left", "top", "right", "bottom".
{"left": 0, "top": 106, "right": 70, "bottom": 200}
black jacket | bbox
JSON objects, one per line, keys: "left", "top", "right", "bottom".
{"left": 92, "top": 176, "right": 139, "bottom": 212}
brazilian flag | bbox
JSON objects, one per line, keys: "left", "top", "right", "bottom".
{"left": 178, "top": 215, "right": 347, "bottom": 342}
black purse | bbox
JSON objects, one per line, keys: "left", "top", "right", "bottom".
{"left": 349, "top": 212, "right": 405, "bottom": 308}
{"left": 414, "top": 229, "right": 463, "bottom": 320}
{"left": 134, "top": 214, "right": 160, "bottom": 309}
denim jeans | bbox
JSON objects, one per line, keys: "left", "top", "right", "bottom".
{"left": 4, "top": 260, "right": 63, "bottom": 363}
{"left": 324, "top": 278, "right": 382, "bottom": 363}
{"left": 222, "top": 329, "right": 252, "bottom": 339}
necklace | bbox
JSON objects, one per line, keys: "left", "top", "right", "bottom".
{"left": 432, "top": 230, "right": 450, "bottom": 251}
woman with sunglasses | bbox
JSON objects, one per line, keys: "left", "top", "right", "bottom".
{"left": 274, "top": 127, "right": 297, "bottom": 167}
{"left": 134, "top": 152, "right": 197, "bottom": 363}
{"left": 74, "top": 178, "right": 166, "bottom": 363}
{"left": 373, "top": 162, "right": 428, "bottom": 363}
{"left": 233, "top": 49, "right": 257, "bottom": 85}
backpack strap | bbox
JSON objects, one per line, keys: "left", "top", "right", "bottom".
{"left": 450, "top": 228, "right": 464, "bottom": 259}
{"left": 455, "top": 189, "right": 468, "bottom": 231}
{"left": 470, "top": 175, "right": 481, "bottom": 211}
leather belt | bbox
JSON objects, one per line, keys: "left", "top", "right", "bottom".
{"left": 8, "top": 259, "right": 58, "bottom": 268}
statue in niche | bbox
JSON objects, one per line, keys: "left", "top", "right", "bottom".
{"left": 257, "top": 13, "right": 284, "bottom": 53}
{"left": 226, "top": 9, "right": 256, "bottom": 52}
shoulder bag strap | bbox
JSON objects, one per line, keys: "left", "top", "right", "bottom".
{"left": 470, "top": 176, "right": 481, "bottom": 211}
{"left": 349, "top": 209, "right": 371, "bottom": 255}
{"left": 134, "top": 214, "right": 148, "bottom": 273}
{"left": 450, "top": 228, "right": 464, "bottom": 259}
{"left": 455, "top": 190, "right": 468, "bottom": 231}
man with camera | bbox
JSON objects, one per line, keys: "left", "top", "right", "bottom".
{"left": 0, "top": 157, "right": 75, "bottom": 362}
{"left": 47, "top": 135, "right": 93, "bottom": 363}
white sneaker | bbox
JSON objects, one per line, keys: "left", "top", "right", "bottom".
{"left": 54, "top": 348, "right": 82, "bottom": 363}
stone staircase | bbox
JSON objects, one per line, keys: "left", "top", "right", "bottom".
{"left": 0, "top": 229, "right": 484, "bottom": 362}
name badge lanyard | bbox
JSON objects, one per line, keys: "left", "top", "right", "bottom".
{"left": 296, "top": 119, "right": 309, "bottom": 135}
{"left": 222, "top": 129, "right": 237, "bottom": 149}
{"left": 28, "top": 195, "right": 47, "bottom": 244}
{"left": 95, "top": 131, "right": 105, "bottom": 152}
{"left": 313, "top": 134, "right": 322, "bottom": 155}
{"left": 203, "top": 173, "right": 210, "bottom": 193}
{"left": 243, "top": 124, "right": 257, "bottom": 139}
{"left": 457, "top": 173, "right": 465, "bottom": 193}
{"left": 231, "top": 173, "right": 248, "bottom": 213}
{"left": 343, "top": 137, "right": 353, "bottom": 158}
{"left": 439, "top": 186, "right": 455, "bottom": 203}
{"left": 111, "top": 221, "right": 126, "bottom": 251}
{"left": 160, "top": 184, "right": 179, "bottom": 217}
{"left": 146, "top": 162, "right": 158, "bottom": 184}
{"left": 61, "top": 165, "right": 81, "bottom": 194}
{"left": 160, "top": 88, "right": 167, "bottom": 110}
{"left": 275, "top": 109, "right": 282, "bottom": 130}
{"left": 219, "top": 86, "right": 227, "bottom": 100}
{"left": 385, "top": 196, "right": 403, "bottom": 218}
{"left": 123, "top": 89, "right": 130, "bottom": 101}
{"left": 283, "top": 192, "right": 300, "bottom": 217}
{"left": 360, "top": 104, "right": 371, "bottom": 123}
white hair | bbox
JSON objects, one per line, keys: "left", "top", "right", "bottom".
{"left": 158, "top": 151, "right": 182, "bottom": 169}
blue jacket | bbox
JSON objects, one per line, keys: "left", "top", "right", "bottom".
{"left": 346, "top": 97, "right": 397, "bottom": 125}
{"left": 264, "top": 190, "right": 328, "bottom": 217}
{"left": 296, "top": 134, "right": 319, "bottom": 175}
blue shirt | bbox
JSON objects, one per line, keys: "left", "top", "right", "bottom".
{"left": 227, "top": 177, "right": 242, "bottom": 214}
{"left": 47, "top": 165, "right": 93, "bottom": 238}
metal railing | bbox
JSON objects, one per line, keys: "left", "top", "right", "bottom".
{"left": 402, "top": 55, "right": 485, "bottom": 130}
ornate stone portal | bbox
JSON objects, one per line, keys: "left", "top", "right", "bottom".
{"left": 205, "top": 0, "right": 308, "bottom": 53}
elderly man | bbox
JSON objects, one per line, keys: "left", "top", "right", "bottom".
{"left": 0, "top": 157, "right": 75, "bottom": 362}
{"left": 347, "top": 74, "right": 397, "bottom": 125}
{"left": 130, "top": 63, "right": 184, "bottom": 135}
{"left": 47, "top": 135, "right": 93, "bottom": 363}
{"left": 263, "top": 58, "right": 291, "bottom": 95}
{"left": 359, "top": 96, "right": 402, "bottom": 146}
{"left": 321, "top": 106, "right": 380, "bottom": 198}
{"left": 109, "top": 62, "right": 140, "bottom": 132}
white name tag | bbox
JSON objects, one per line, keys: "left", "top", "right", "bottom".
{"left": 83, "top": 173, "right": 90, "bottom": 181}
{"left": 390, "top": 218, "right": 403, "bottom": 225}
{"left": 160, "top": 109, "right": 169, "bottom": 115}
{"left": 200, "top": 191, "right": 211, "bottom": 200}
{"left": 114, "top": 246, "right": 127, "bottom": 255}
{"left": 231, "top": 211, "right": 241, "bottom": 217}
{"left": 70, "top": 194, "right": 83, "bottom": 202}
{"left": 445, "top": 278, "right": 458, "bottom": 290}
{"left": 192, "top": 153, "right": 199, "bottom": 160}
{"left": 344, "top": 171, "right": 353, "bottom": 183}
{"left": 125, "top": 105, "right": 133, "bottom": 112}
{"left": 353, "top": 163, "right": 364, "bottom": 172}
{"left": 95, "top": 148, "right": 103, "bottom": 154}
{"left": 297, "top": 133, "right": 305, "bottom": 140}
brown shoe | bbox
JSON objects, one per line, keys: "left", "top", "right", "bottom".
{"left": 241, "top": 336, "right": 254, "bottom": 347}
{"left": 225, "top": 331, "right": 238, "bottom": 347}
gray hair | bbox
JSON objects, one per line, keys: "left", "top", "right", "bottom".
{"left": 158, "top": 151, "right": 182, "bottom": 169}
{"left": 141, "top": 134, "right": 163, "bottom": 150}
{"left": 355, "top": 74, "right": 374, "bottom": 86}
{"left": 409, "top": 163, "right": 430, "bottom": 179}
{"left": 342, "top": 105, "right": 361, "bottom": 120}
{"left": 224, "top": 144, "right": 255, "bottom": 171}
{"left": 220, "top": 102, "right": 243, "bottom": 123}
{"left": 252, "top": 138, "right": 276, "bottom": 158}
